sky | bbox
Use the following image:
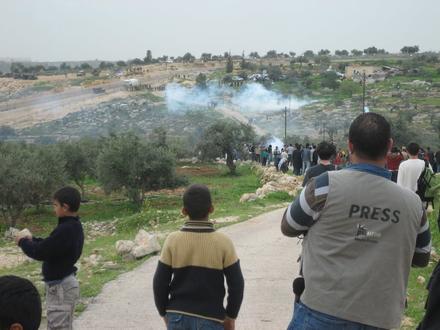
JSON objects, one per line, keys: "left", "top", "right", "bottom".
{"left": 1, "top": 0, "right": 439, "bottom": 62}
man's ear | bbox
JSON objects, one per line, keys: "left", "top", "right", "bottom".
{"left": 387, "top": 138, "right": 394, "bottom": 153}
{"left": 348, "top": 141, "right": 354, "bottom": 154}
{"left": 181, "top": 207, "right": 188, "bottom": 216}
{"left": 208, "top": 205, "right": 214, "bottom": 214}
{"left": 10, "top": 323, "right": 23, "bottom": 330}
{"left": 62, "top": 203, "right": 70, "bottom": 211}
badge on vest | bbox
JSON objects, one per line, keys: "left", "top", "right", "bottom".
{"left": 354, "top": 224, "right": 381, "bottom": 243}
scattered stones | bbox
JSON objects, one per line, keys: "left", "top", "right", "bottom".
{"left": 102, "top": 261, "right": 120, "bottom": 270}
{"left": 84, "top": 221, "right": 117, "bottom": 240}
{"left": 417, "top": 275, "right": 426, "bottom": 285}
{"left": 115, "top": 230, "right": 161, "bottom": 259}
{"left": 115, "top": 240, "right": 135, "bottom": 256}
{"left": 0, "top": 246, "right": 34, "bottom": 269}
{"left": 4, "top": 227, "right": 20, "bottom": 241}
{"left": 401, "top": 316, "right": 415, "bottom": 328}
{"left": 213, "top": 216, "right": 240, "bottom": 224}
{"left": 83, "top": 254, "right": 102, "bottom": 267}
{"left": 240, "top": 165, "right": 302, "bottom": 202}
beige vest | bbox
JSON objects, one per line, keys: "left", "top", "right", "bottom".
{"left": 301, "top": 169, "right": 422, "bottom": 329}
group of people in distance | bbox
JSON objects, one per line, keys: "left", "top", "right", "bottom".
{"left": 1, "top": 112, "right": 439, "bottom": 330}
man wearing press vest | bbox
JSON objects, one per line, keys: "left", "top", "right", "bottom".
{"left": 281, "top": 113, "right": 431, "bottom": 330}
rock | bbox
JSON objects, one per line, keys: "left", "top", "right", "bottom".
{"left": 115, "top": 240, "right": 135, "bottom": 256}
{"left": 239, "top": 193, "right": 258, "bottom": 203}
{"left": 131, "top": 232, "right": 161, "bottom": 259}
{"left": 213, "top": 216, "right": 240, "bottom": 224}
{"left": 401, "top": 316, "right": 415, "bottom": 328}
{"left": 417, "top": 275, "right": 426, "bottom": 285}
{"left": 84, "top": 254, "right": 102, "bottom": 267}
{"left": 102, "top": 261, "right": 120, "bottom": 270}
{"left": 4, "top": 227, "right": 20, "bottom": 240}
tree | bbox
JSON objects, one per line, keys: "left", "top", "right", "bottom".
{"left": 129, "top": 58, "right": 144, "bottom": 66}
{"left": 182, "top": 52, "right": 195, "bottom": 63}
{"left": 265, "top": 50, "right": 278, "bottom": 58}
{"left": 198, "top": 120, "right": 256, "bottom": 174}
{"left": 289, "top": 51, "right": 296, "bottom": 58}
{"left": 201, "top": 53, "right": 212, "bottom": 62}
{"left": 335, "top": 50, "right": 349, "bottom": 56}
{"left": 303, "top": 50, "right": 315, "bottom": 58}
{"left": 351, "top": 49, "right": 363, "bottom": 56}
{"left": 195, "top": 73, "right": 207, "bottom": 88}
{"left": 318, "top": 49, "right": 331, "bottom": 56}
{"left": 144, "top": 50, "right": 153, "bottom": 64}
{"left": 97, "top": 134, "right": 177, "bottom": 207}
{"left": 320, "top": 71, "right": 340, "bottom": 90}
{"left": 0, "top": 143, "right": 65, "bottom": 227}
{"left": 401, "top": 46, "right": 420, "bottom": 55}
{"left": 59, "top": 140, "right": 96, "bottom": 198}
{"left": 226, "top": 56, "right": 234, "bottom": 73}
{"left": 363, "top": 47, "right": 378, "bottom": 55}
{"left": 80, "top": 63, "right": 92, "bottom": 70}
{"left": 116, "top": 60, "right": 127, "bottom": 67}
{"left": 249, "top": 52, "right": 260, "bottom": 59}
{"left": 0, "top": 126, "right": 16, "bottom": 138}
{"left": 314, "top": 56, "right": 331, "bottom": 66}
{"left": 60, "top": 62, "right": 71, "bottom": 71}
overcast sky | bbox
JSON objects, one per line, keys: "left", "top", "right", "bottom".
{"left": 1, "top": 0, "right": 439, "bottom": 62}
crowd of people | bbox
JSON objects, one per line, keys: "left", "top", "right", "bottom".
{"left": 2, "top": 113, "right": 440, "bottom": 330}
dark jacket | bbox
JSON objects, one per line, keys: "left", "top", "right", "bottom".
{"left": 19, "top": 216, "right": 84, "bottom": 282}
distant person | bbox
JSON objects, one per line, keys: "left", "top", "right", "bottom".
{"left": 397, "top": 142, "right": 428, "bottom": 192}
{"left": 301, "top": 143, "right": 312, "bottom": 174}
{"left": 261, "top": 148, "right": 268, "bottom": 166}
{"left": 278, "top": 148, "right": 289, "bottom": 173}
{"left": 287, "top": 144, "right": 294, "bottom": 167}
{"left": 267, "top": 144, "right": 273, "bottom": 165}
{"left": 387, "top": 146, "right": 404, "bottom": 182}
{"left": 153, "top": 184, "right": 244, "bottom": 330}
{"left": 302, "top": 141, "right": 336, "bottom": 187}
{"left": 292, "top": 144, "right": 302, "bottom": 176}
{"left": 0, "top": 275, "right": 42, "bottom": 330}
{"left": 311, "top": 144, "right": 318, "bottom": 166}
{"left": 16, "top": 187, "right": 84, "bottom": 330}
{"left": 282, "top": 113, "right": 431, "bottom": 329}
{"left": 273, "top": 146, "right": 281, "bottom": 170}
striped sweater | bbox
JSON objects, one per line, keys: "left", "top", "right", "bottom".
{"left": 153, "top": 220, "right": 244, "bottom": 323}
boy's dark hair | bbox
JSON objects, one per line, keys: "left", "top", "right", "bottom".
{"left": 349, "top": 113, "right": 391, "bottom": 160}
{"left": 407, "top": 142, "right": 420, "bottom": 156}
{"left": 183, "top": 184, "right": 212, "bottom": 220}
{"left": 316, "top": 141, "right": 336, "bottom": 160}
{"left": 0, "top": 276, "right": 42, "bottom": 330}
{"left": 53, "top": 186, "right": 81, "bottom": 212}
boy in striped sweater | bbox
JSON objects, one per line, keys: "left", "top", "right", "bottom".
{"left": 153, "top": 184, "right": 244, "bottom": 330}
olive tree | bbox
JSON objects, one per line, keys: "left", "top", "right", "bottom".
{"left": 198, "top": 120, "right": 256, "bottom": 174}
{"left": 97, "top": 134, "right": 178, "bottom": 208}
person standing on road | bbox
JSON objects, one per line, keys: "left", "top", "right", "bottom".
{"left": 302, "top": 141, "right": 336, "bottom": 187}
{"left": 397, "top": 142, "right": 428, "bottom": 192}
{"left": 281, "top": 113, "right": 431, "bottom": 330}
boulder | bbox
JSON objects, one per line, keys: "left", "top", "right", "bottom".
{"left": 4, "top": 227, "right": 20, "bottom": 241}
{"left": 131, "top": 233, "right": 161, "bottom": 259}
{"left": 239, "top": 193, "right": 258, "bottom": 203}
{"left": 115, "top": 240, "right": 135, "bottom": 256}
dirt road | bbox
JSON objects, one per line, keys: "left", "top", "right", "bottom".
{"left": 73, "top": 208, "right": 301, "bottom": 330}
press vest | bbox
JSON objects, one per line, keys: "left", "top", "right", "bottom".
{"left": 301, "top": 169, "right": 422, "bottom": 329}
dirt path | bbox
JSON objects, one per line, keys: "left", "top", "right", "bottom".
{"left": 73, "top": 208, "right": 301, "bottom": 330}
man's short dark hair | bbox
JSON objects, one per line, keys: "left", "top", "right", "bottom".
{"left": 53, "top": 186, "right": 81, "bottom": 212}
{"left": 348, "top": 113, "right": 391, "bottom": 160}
{"left": 0, "top": 276, "right": 41, "bottom": 330}
{"left": 407, "top": 142, "right": 420, "bottom": 156}
{"left": 316, "top": 141, "right": 336, "bottom": 160}
{"left": 183, "top": 184, "right": 212, "bottom": 220}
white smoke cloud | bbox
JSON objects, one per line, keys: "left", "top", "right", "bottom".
{"left": 164, "top": 82, "right": 310, "bottom": 113}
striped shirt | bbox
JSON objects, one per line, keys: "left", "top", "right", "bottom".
{"left": 284, "top": 168, "right": 431, "bottom": 254}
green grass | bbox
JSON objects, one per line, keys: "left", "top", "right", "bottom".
{"left": 404, "top": 206, "right": 440, "bottom": 328}
{"left": 0, "top": 163, "right": 292, "bottom": 316}
{"left": 31, "top": 81, "right": 56, "bottom": 92}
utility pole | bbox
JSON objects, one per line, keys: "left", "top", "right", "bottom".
{"left": 284, "top": 106, "right": 287, "bottom": 144}
{"left": 362, "top": 71, "right": 366, "bottom": 113}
